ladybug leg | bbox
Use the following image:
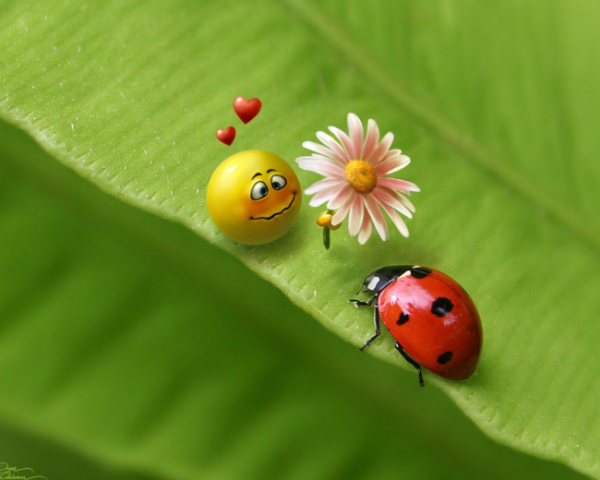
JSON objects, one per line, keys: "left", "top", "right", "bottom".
{"left": 348, "top": 294, "right": 377, "bottom": 308}
{"left": 359, "top": 301, "right": 381, "bottom": 351}
{"left": 394, "top": 342, "right": 425, "bottom": 387}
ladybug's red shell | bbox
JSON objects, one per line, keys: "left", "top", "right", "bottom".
{"left": 377, "top": 268, "right": 482, "bottom": 380}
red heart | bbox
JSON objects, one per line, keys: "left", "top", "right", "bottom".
{"left": 216, "top": 126, "right": 236, "bottom": 146}
{"left": 233, "top": 96, "right": 262, "bottom": 124}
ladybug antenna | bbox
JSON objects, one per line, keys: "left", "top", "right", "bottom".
{"left": 355, "top": 285, "right": 364, "bottom": 295}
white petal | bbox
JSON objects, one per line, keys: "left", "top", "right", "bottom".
{"left": 377, "top": 177, "right": 420, "bottom": 193}
{"left": 357, "top": 214, "right": 372, "bottom": 244}
{"left": 295, "top": 154, "right": 331, "bottom": 163}
{"left": 327, "top": 183, "right": 353, "bottom": 209}
{"left": 348, "top": 194, "right": 364, "bottom": 236}
{"left": 347, "top": 113, "right": 364, "bottom": 160}
{"left": 316, "top": 131, "right": 349, "bottom": 164}
{"left": 375, "top": 155, "right": 410, "bottom": 176}
{"left": 361, "top": 119, "right": 380, "bottom": 161}
{"left": 368, "top": 132, "right": 394, "bottom": 165}
{"left": 309, "top": 184, "right": 343, "bottom": 207}
{"left": 329, "top": 125, "right": 356, "bottom": 160}
{"left": 364, "top": 194, "right": 389, "bottom": 241}
{"left": 380, "top": 202, "right": 409, "bottom": 237}
{"left": 382, "top": 148, "right": 403, "bottom": 161}
{"left": 372, "top": 188, "right": 412, "bottom": 219}
{"left": 298, "top": 153, "right": 345, "bottom": 167}
{"left": 382, "top": 188, "right": 416, "bottom": 213}
{"left": 302, "top": 141, "right": 344, "bottom": 165}
{"left": 331, "top": 192, "right": 354, "bottom": 226}
{"left": 398, "top": 194, "right": 416, "bottom": 213}
{"left": 305, "top": 177, "right": 345, "bottom": 195}
{"left": 296, "top": 158, "right": 346, "bottom": 179}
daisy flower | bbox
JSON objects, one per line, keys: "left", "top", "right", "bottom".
{"left": 296, "top": 113, "right": 420, "bottom": 244}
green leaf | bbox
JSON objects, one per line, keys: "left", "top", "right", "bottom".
{"left": 0, "top": 0, "right": 599, "bottom": 478}
{"left": 0, "top": 115, "right": 585, "bottom": 480}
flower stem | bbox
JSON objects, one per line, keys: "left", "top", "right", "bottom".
{"left": 322, "top": 209, "right": 336, "bottom": 250}
{"left": 323, "top": 227, "right": 331, "bottom": 249}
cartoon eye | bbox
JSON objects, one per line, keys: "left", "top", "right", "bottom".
{"left": 270, "top": 175, "right": 287, "bottom": 191}
{"left": 250, "top": 181, "right": 269, "bottom": 200}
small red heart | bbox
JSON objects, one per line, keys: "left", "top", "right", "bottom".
{"left": 233, "top": 96, "right": 262, "bottom": 124}
{"left": 216, "top": 126, "right": 236, "bottom": 146}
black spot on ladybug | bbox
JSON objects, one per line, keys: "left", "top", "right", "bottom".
{"left": 431, "top": 297, "right": 453, "bottom": 317}
{"left": 396, "top": 312, "right": 409, "bottom": 325}
{"left": 437, "top": 351, "right": 453, "bottom": 364}
{"left": 410, "top": 267, "right": 432, "bottom": 279}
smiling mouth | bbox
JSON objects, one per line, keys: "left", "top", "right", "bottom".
{"left": 250, "top": 193, "right": 296, "bottom": 221}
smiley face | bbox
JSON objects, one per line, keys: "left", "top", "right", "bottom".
{"left": 207, "top": 150, "right": 302, "bottom": 245}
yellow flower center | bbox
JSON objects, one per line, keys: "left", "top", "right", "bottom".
{"left": 344, "top": 160, "right": 377, "bottom": 194}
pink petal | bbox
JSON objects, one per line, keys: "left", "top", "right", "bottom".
{"left": 382, "top": 188, "right": 416, "bottom": 213}
{"left": 377, "top": 177, "right": 420, "bottom": 193}
{"left": 296, "top": 154, "right": 337, "bottom": 164}
{"left": 329, "top": 125, "right": 356, "bottom": 160}
{"left": 302, "top": 141, "right": 344, "bottom": 165}
{"left": 358, "top": 214, "right": 372, "bottom": 244}
{"left": 364, "top": 194, "right": 389, "bottom": 241}
{"left": 361, "top": 119, "right": 380, "bottom": 161}
{"left": 372, "top": 188, "right": 412, "bottom": 219}
{"left": 327, "top": 183, "right": 353, "bottom": 209}
{"left": 296, "top": 157, "right": 346, "bottom": 179}
{"left": 398, "top": 194, "right": 416, "bottom": 213}
{"left": 309, "top": 183, "right": 344, "bottom": 207}
{"left": 348, "top": 194, "right": 364, "bottom": 236}
{"left": 367, "top": 132, "right": 394, "bottom": 165}
{"left": 382, "top": 148, "right": 403, "bottom": 161}
{"left": 375, "top": 155, "right": 410, "bottom": 176}
{"left": 316, "top": 131, "right": 350, "bottom": 164}
{"left": 380, "top": 202, "right": 409, "bottom": 237}
{"left": 347, "top": 113, "right": 364, "bottom": 160}
{"left": 331, "top": 192, "right": 354, "bottom": 226}
{"left": 305, "top": 177, "right": 345, "bottom": 195}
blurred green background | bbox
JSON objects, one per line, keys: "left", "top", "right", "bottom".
{"left": 2, "top": 1, "right": 600, "bottom": 479}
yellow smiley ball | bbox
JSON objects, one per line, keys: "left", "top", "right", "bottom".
{"left": 207, "top": 150, "right": 302, "bottom": 245}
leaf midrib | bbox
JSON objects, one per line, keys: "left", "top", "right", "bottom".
{"left": 285, "top": 0, "right": 600, "bottom": 254}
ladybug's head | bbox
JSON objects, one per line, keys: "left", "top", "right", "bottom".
{"left": 360, "top": 265, "right": 412, "bottom": 294}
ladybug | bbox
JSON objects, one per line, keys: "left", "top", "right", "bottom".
{"left": 349, "top": 265, "right": 483, "bottom": 386}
